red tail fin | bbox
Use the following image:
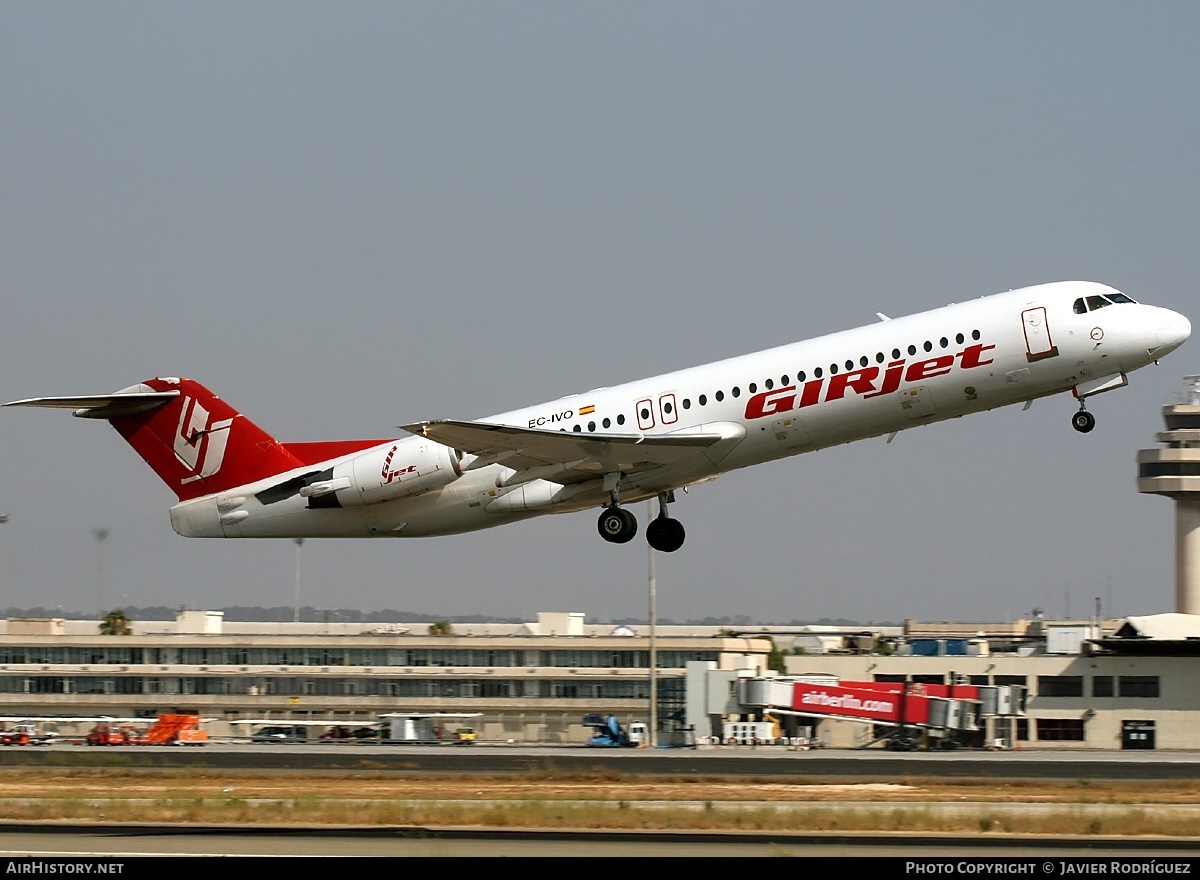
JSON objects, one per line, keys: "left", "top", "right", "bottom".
{"left": 109, "top": 377, "right": 304, "bottom": 502}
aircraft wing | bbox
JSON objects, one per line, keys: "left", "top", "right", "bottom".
{"left": 401, "top": 419, "right": 730, "bottom": 485}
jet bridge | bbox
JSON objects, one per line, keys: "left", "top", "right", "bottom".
{"left": 725, "top": 676, "right": 1026, "bottom": 748}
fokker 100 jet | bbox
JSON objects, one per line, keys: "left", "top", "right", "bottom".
{"left": 7, "top": 281, "right": 1190, "bottom": 552}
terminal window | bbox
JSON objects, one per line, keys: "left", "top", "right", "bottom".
{"left": 1118, "top": 676, "right": 1160, "bottom": 698}
{"left": 1037, "top": 675, "right": 1084, "bottom": 698}
{"left": 1036, "top": 719, "right": 1085, "bottom": 741}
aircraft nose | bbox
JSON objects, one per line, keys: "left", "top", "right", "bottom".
{"left": 1156, "top": 309, "right": 1192, "bottom": 355}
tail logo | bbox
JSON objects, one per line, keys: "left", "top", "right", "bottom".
{"left": 173, "top": 397, "right": 234, "bottom": 485}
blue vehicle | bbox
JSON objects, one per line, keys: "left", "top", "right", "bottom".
{"left": 583, "top": 714, "right": 644, "bottom": 747}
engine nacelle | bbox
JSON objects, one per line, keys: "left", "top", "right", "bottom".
{"left": 301, "top": 438, "right": 461, "bottom": 507}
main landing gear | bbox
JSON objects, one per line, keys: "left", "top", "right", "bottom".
{"left": 1072, "top": 401, "right": 1096, "bottom": 434}
{"left": 646, "top": 507, "right": 686, "bottom": 553}
{"left": 597, "top": 507, "right": 638, "bottom": 544}
{"left": 596, "top": 485, "right": 687, "bottom": 552}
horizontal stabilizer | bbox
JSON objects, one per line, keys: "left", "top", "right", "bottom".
{"left": 4, "top": 389, "right": 180, "bottom": 419}
{"left": 5, "top": 377, "right": 309, "bottom": 502}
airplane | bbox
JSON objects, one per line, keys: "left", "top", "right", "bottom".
{"left": 6, "top": 280, "right": 1190, "bottom": 553}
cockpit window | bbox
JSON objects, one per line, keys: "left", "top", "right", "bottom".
{"left": 1076, "top": 291, "right": 1139, "bottom": 313}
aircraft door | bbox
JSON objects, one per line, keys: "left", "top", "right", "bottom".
{"left": 658, "top": 394, "right": 678, "bottom": 425}
{"left": 635, "top": 399, "right": 655, "bottom": 431}
{"left": 1022, "top": 306, "right": 1059, "bottom": 361}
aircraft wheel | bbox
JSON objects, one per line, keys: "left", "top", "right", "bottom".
{"left": 646, "top": 516, "right": 686, "bottom": 552}
{"left": 597, "top": 507, "right": 637, "bottom": 544}
{"left": 1072, "top": 410, "right": 1096, "bottom": 433}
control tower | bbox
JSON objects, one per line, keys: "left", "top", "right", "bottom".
{"left": 1137, "top": 376, "right": 1200, "bottom": 614}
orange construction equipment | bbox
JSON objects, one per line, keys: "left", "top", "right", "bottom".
{"left": 86, "top": 715, "right": 208, "bottom": 746}
{"left": 137, "top": 714, "right": 208, "bottom": 746}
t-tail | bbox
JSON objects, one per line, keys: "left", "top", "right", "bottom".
{"left": 8, "top": 377, "right": 314, "bottom": 502}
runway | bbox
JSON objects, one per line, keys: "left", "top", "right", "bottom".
{"left": 1, "top": 743, "right": 1197, "bottom": 858}
{"left": 0, "top": 825, "right": 1197, "bottom": 858}
{"left": 4, "top": 741, "right": 1200, "bottom": 780}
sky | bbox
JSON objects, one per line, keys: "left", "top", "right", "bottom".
{"left": 1, "top": 2, "right": 1198, "bottom": 625}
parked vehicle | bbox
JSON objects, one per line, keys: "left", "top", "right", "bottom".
{"left": 250, "top": 725, "right": 307, "bottom": 744}
{"left": 86, "top": 715, "right": 207, "bottom": 746}
{"left": 86, "top": 724, "right": 141, "bottom": 746}
{"left": 582, "top": 714, "right": 644, "bottom": 747}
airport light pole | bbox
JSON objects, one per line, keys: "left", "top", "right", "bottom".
{"left": 648, "top": 499, "right": 657, "bottom": 749}
{"left": 0, "top": 515, "right": 8, "bottom": 616}
{"left": 93, "top": 528, "right": 108, "bottom": 620}
{"left": 293, "top": 538, "right": 304, "bottom": 624}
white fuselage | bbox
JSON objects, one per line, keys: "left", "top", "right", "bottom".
{"left": 168, "top": 281, "right": 1190, "bottom": 539}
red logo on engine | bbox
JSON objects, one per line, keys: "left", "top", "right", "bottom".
{"left": 381, "top": 445, "right": 417, "bottom": 484}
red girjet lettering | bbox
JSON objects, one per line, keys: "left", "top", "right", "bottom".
{"left": 744, "top": 343, "right": 995, "bottom": 420}
{"left": 381, "top": 445, "right": 418, "bottom": 484}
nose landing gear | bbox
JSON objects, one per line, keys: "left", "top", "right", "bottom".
{"left": 1072, "top": 403, "right": 1096, "bottom": 433}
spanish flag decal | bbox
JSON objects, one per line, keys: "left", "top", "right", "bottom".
{"left": 578, "top": 405, "right": 595, "bottom": 416}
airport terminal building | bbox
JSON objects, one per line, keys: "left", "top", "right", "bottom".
{"left": 2, "top": 609, "right": 1200, "bottom": 749}
{"left": 0, "top": 611, "right": 772, "bottom": 743}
